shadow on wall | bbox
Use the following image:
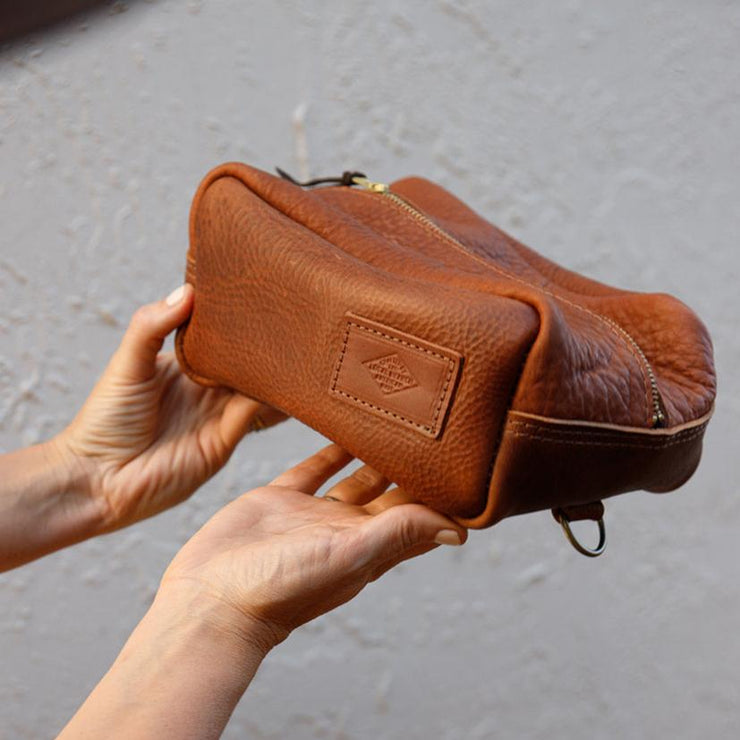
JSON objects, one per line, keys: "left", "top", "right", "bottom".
{"left": 0, "top": 0, "right": 132, "bottom": 43}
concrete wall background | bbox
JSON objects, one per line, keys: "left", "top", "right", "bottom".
{"left": 1, "top": 1, "right": 738, "bottom": 737}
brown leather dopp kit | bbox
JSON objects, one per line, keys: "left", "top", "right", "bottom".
{"left": 176, "top": 162, "right": 716, "bottom": 556}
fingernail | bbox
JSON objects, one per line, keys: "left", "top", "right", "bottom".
{"left": 165, "top": 285, "right": 185, "bottom": 306}
{"left": 434, "top": 529, "right": 462, "bottom": 546}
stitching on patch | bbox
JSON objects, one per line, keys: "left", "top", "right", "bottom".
{"left": 332, "top": 389, "right": 436, "bottom": 434}
{"left": 346, "top": 321, "right": 451, "bottom": 363}
{"left": 330, "top": 320, "right": 353, "bottom": 394}
{"left": 330, "top": 319, "right": 456, "bottom": 435}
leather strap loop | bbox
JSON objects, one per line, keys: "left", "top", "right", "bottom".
{"left": 553, "top": 500, "right": 605, "bottom": 522}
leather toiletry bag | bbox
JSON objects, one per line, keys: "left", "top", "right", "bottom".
{"left": 176, "top": 162, "right": 716, "bottom": 556}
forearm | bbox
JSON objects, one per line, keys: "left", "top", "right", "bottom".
{"left": 0, "top": 438, "right": 104, "bottom": 571}
{"left": 58, "top": 590, "right": 269, "bottom": 739}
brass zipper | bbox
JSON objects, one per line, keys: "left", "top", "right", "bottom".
{"left": 351, "top": 176, "right": 667, "bottom": 428}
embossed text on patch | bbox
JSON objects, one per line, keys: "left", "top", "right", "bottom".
{"left": 363, "top": 353, "right": 419, "bottom": 395}
{"left": 330, "top": 313, "right": 463, "bottom": 438}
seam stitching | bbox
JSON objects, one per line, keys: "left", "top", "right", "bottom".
{"left": 508, "top": 419, "right": 705, "bottom": 440}
{"left": 507, "top": 420, "right": 706, "bottom": 449}
{"left": 508, "top": 429, "right": 704, "bottom": 449}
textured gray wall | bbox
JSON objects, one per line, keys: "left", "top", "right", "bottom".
{"left": 1, "top": 1, "right": 738, "bottom": 738}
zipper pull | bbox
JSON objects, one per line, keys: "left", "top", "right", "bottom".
{"left": 275, "top": 168, "right": 390, "bottom": 193}
{"left": 275, "top": 168, "right": 367, "bottom": 188}
{"left": 351, "top": 176, "right": 389, "bottom": 194}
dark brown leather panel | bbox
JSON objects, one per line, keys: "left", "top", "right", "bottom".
{"left": 461, "top": 410, "right": 711, "bottom": 528}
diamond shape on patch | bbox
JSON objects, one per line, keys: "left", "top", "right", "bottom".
{"left": 362, "top": 353, "right": 419, "bottom": 395}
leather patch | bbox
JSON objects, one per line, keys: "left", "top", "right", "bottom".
{"left": 330, "top": 313, "right": 462, "bottom": 438}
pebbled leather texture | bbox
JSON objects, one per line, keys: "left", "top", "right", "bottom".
{"left": 176, "top": 162, "right": 716, "bottom": 528}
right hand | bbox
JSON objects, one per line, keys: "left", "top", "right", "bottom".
{"left": 56, "top": 283, "right": 286, "bottom": 533}
{"left": 158, "top": 443, "right": 468, "bottom": 651}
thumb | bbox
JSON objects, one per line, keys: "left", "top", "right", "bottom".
{"left": 358, "top": 503, "right": 467, "bottom": 568}
{"left": 113, "top": 284, "right": 194, "bottom": 381}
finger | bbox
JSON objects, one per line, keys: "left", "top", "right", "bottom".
{"left": 362, "top": 486, "right": 416, "bottom": 514}
{"left": 247, "top": 404, "right": 290, "bottom": 434}
{"left": 322, "top": 465, "right": 391, "bottom": 506}
{"left": 219, "top": 397, "right": 287, "bottom": 451}
{"left": 269, "top": 443, "right": 354, "bottom": 494}
{"left": 113, "top": 284, "right": 195, "bottom": 381}
{"left": 356, "top": 502, "right": 467, "bottom": 567}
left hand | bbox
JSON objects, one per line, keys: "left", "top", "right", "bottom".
{"left": 56, "top": 446, "right": 466, "bottom": 740}
{"left": 55, "top": 284, "right": 286, "bottom": 531}
{"left": 158, "top": 443, "right": 468, "bottom": 652}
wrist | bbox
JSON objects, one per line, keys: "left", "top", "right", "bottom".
{"left": 0, "top": 438, "right": 107, "bottom": 571}
{"left": 47, "top": 430, "right": 110, "bottom": 530}
{"left": 46, "top": 432, "right": 112, "bottom": 538}
{"left": 45, "top": 432, "right": 93, "bottom": 497}
{"left": 152, "top": 581, "right": 286, "bottom": 659}
{"left": 109, "top": 586, "right": 275, "bottom": 711}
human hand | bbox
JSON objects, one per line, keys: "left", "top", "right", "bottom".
{"left": 158, "top": 443, "right": 468, "bottom": 652}
{"left": 57, "top": 445, "right": 466, "bottom": 738}
{"left": 55, "top": 284, "right": 286, "bottom": 532}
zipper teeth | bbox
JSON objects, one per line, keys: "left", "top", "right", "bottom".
{"left": 382, "top": 190, "right": 666, "bottom": 428}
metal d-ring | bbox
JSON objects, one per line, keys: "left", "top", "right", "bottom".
{"left": 554, "top": 509, "right": 606, "bottom": 558}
